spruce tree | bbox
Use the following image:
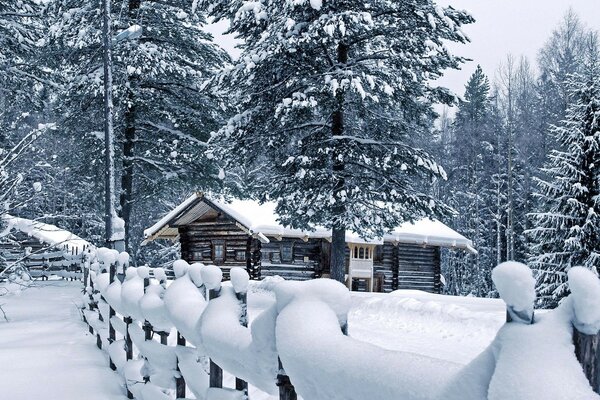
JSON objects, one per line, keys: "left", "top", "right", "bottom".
{"left": 205, "top": 0, "right": 473, "bottom": 282}
{"left": 529, "top": 35, "right": 600, "bottom": 308}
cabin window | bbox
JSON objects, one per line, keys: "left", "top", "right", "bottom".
{"left": 270, "top": 251, "right": 281, "bottom": 263}
{"left": 236, "top": 250, "right": 246, "bottom": 262}
{"left": 212, "top": 241, "right": 225, "bottom": 264}
{"left": 359, "top": 247, "right": 365, "bottom": 259}
{"left": 353, "top": 247, "right": 358, "bottom": 259}
{"left": 281, "top": 244, "right": 293, "bottom": 262}
{"left": 374, "top": 246, "right": 383, "bottom": 263}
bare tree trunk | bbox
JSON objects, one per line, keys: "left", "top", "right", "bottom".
{"left": 329, "top": 42, "right": 348, "bottom": 284}
{"left": 119, "top": 0, "right": 141, "bottom": 254}
{"left": 102, "top": 0, "right": 116, "bottom": 248}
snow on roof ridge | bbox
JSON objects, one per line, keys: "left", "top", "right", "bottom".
{"left": 3, "top": 215, "right": 92, "bottom": 252}
{"left": 143, "top": 192, "right": 202, "bottom": 239}
{"left": 145, "top": 194, "right": 475, "bottom": 252}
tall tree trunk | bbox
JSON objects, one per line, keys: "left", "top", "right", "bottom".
{"left": 119, "top": 0, "right": 141, "bottom": 253}
{"left": 330, "top": 42, "right": 349, "bottom": 283}
{"left": 121, "top": 96, "right": 135, "bottom": 253}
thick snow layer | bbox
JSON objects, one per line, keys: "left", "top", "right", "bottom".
{"left": 97, "top": 247, "right": 119, "bottom": 267}
{"left": 3, "top": 215, "right": 92, "bottom": 252}
{"left": 175, "top": 346, "right": 209, "bottom": 399}
{"left": 105, "top": 278, "right": 126, "bottom": 316}
{"left": 274, "top": 278, "right": 351, "bottom": 325}
{"left": 202, "top": 264, "right": 223, "bottom": 290}
{"left": 188, "top": 262, "right": 205, "bottom": 287}
{"left": 276, "top": 298, "right": 460, "bottom": 400}
{"left": 108, "top": 339, "right": 127, "bottom": 370}
{"left": 139, "top": 284, "right": 173, "bottom": 332}
{"left": 128, "top": 323, "right": 178, "bottom": 373}
{"left": 568, "top": 267, "right": 600, "bottom": 334}
{"left": 486, "top": 301, "right": 599, "bottom": 400}
{"left": 163, "top": 273, "right": 207, "bottom": 347}
{"left": 207, "top": 387, "right": 247, "bottom": 400}
{"left": 200, "top": 286, "right": 279, "bottom": 395}
{"left": 120, "top": 267, "right": 145, "bottom": 320}
{"left": 0, "top": 281, "right": 127, "bottom": 400}
{"left": 143, "top": 194, "right": 474, "bottom": 252}
{"left": 230, "top": 266, "right": 250, "bottom": 293}
{"left": 172, "top": 259, "right": 189, "bottom": 278}
{"left": 153, "top": 267, "right": 167, "bottom": 283}
{"left": 492, "top": 261, "right": 535, "bottom": 314}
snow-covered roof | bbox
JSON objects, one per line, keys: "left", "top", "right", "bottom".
{"left": 3, "top": 215, "right": 91, "bottom": 252}
{"left": 143, "top": 193, "right": 476, "bottom": 253}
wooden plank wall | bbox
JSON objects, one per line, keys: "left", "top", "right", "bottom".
{"left": 178, "top": 216, "right": 261, "bottom": 280}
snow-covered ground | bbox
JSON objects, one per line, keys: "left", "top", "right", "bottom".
{"left": 0, "top": 280, "right": 127, "bottom": 400}
{"left": 0, "top": 277, "right": 562, "bottom": 400}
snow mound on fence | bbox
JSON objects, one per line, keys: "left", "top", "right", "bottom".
{"left": 163, "top": 269, "right": 207, "bottom": 348}
{"left": 276, "top": 298, "right": 460, "bottom": 400}
{"left": 567, "top": 267, "right": 600, "bottom": 334}
{"left": 199, "top": 285, "right": 279, "bottom": 395}
{"left": 492, "top": 261, "right": 535, "bottom": 313}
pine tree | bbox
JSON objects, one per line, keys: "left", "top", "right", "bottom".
{"left": 441, "top": 66, "right": 499, "bottom": 296}
{"left": 529, "top": 34, "right": 600, "bottom": 308}
{"left": 205, "top": 0, "right": 474, "bottom": 281}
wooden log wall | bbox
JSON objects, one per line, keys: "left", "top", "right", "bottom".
{"left": 178, "top": 215, "right": 261, "bottom": 280}
{"left": 396, "top": 244, "right": 439, "bottom": 293}
{"left": 261, "top": 237, "right": 322, "bottom": 281}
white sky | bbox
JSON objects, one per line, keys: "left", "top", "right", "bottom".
{"left": 206, "top": 1, "right": 600, "bottom": 101}
{"left": 436, "top": 0, "right": 600, "bottom": 97}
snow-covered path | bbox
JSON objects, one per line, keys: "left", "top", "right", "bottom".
{"left": 0, "top": 280, "right": 126, "bottom": 400}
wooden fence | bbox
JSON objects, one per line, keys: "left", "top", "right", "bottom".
{"left": 78, "top": 253, "right": 600, "bottom": 399}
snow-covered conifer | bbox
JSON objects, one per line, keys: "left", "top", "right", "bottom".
{"left": 529, "top": 34, "right": 600, "bottom": 308}
{"left": 205, "top": 0, "right": 474, "bottom": 281}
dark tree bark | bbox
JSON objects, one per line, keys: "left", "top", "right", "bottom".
{"left": 119, "top": 0, "right": 141, "bottom": 253}
{"left": 330, "top": 42, "right": 349, "bottom": 284}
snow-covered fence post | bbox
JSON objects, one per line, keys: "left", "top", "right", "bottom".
{"left": 205, "top": 266, "right": 224, "bottom": 390}
{"left": 568, "top": 267, "right": 600, "bottom": 393}
{"left": 492, "top": 262, "right": 535, "bottom": 324}
{"left": 277, "top": 358, "right": 297, "bottom": 400}
{"left": 108, "top": 261, "right": 117, "bottom": 371}
{"left": 231, "top": 267, "right": 249, "bottom": 397}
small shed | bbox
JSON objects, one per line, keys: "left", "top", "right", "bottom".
{"left": 0, "top": 215, "right": 91, "bottom": 279}
{"left": 144, "top": 193, "right": 476, "bottom": 293}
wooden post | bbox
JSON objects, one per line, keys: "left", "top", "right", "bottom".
{"left": 277, "top": 358, "right": 297, "bottom": 400}
{"left": 108, "top": 263, "right": 117, "bottom": 370}
{"left": 209, "top": 286, "right": 223, "bottom": 389}
{"left": 124, "top": 316, "right": 133, "bottom": 360}
{"left": 176, "top": 331, "right": 186, "bottom": 398}
{"left": 574, "top": 330, "right": 600, "bottom": 393}
{"left": 235, "top": 290, "right": 249, "bottom": 397}
{"left": 158, "top": 331, "right": 168, "bottom": 345}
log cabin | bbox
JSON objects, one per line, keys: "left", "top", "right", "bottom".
{"left": 0, "top": 215, "right": 90, "bottom": 279}
{"left": 143, "top": 193, "right": 476, "bottom": 293}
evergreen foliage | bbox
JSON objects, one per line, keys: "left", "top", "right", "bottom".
{"left": 529, "top": 35, "right": 600, "bottom": 308}
{"left": 204, "top": 0, "right": 473, "bottom": 280}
